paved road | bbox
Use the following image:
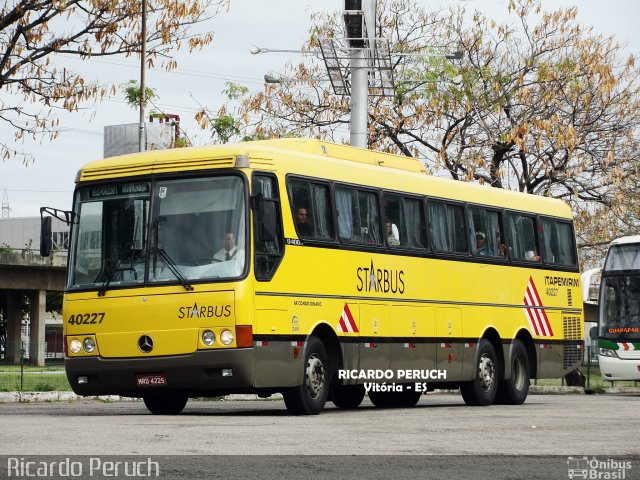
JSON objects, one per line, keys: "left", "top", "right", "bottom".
{"left": 1, "top": 393, "right": 639, "bottom": 456}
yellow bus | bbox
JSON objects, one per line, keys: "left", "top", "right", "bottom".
{"left": 41, "top": 138, "right": 583, "bottom": 415}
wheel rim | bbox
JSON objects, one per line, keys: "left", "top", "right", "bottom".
{"left": 478, "top": 353, "right": 496, "bottom": 392}
{"left": 305, "top": 353, "right": 325, "bottom": 399}
{"left": 512, "top": 354, "right": 526, "bottom": 391}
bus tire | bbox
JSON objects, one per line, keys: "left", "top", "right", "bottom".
{"left": 283, "top": 336, "right": 329, "bottom": 415}
{"left": 496, "top": 339, "right": 530, "bottom": 405}
{"left": 143, "top": 393, "right": 188, "bottom": 415}
{"left": 368, "top": 386, "right": 421, "bottom": 408}
{"left": 460, "top": 339, "right": 500, "bottom": 406}
{"left": 332, "top": 384, "right": 366, "bottom": 409}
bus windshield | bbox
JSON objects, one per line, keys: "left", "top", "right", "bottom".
{"left": 68, "top": 175, "right": 246, "bottom": 291}
{"left": 599, "top": 274, "right": 640, "bottom": 340}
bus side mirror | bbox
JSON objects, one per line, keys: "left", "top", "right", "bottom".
{"left": 257, "top": 199, "right": 277, "bottom": 242}
{"left": 589, "top": 325, "right": 599, "bottom": 340}
{"left": 40, "top": 216, "right": 52, "bottom": 257}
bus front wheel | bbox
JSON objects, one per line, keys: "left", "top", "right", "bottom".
{"left": 332, "top": 384, "right": 366, "bottom": 409}
{"left": 283, "top": 336, "right": 330, "bottom": 415}
{"left": 460, "top": 339, "right": 500, "bottom": 406}
{"left": 143, "top": 392, "right": 188, "bottom": 415}
{"left": 495, "top": 339, "right": 530, "bottom": 405}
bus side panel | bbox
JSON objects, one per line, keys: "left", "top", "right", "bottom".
{"left": 358, "top": 303, "right": 390, "bottom": 373}
{"left": 389, "top": 306, "right": 437, "bottom": 379}
{"left": 253, "top": 308, "right": 304, "bottom": 388}
{"left": 436, "top": 307, "right": 463, "bottom": 381}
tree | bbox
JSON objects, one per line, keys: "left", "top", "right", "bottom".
{"left": 195, "top": 81, "right": 267, "bottom": 143}
{"left": 0, "top": 0, "right": 230, "bottom": 162}
{"left": 235, "top": 0, "right": 640, "bottom": 267}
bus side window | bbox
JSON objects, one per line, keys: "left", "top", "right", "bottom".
{"left": 336, "top": 186, "right": 382, "bottom": 246}
{"left": 428, "top": 201, "right": 468, "bottom": 254}
{"left": 540, "top": 218, "right": 576, "bottom": 266}
{"left": 384, "top": 193, "right": 426, "bottom": 249}
{"left": 287, "top": 178, "right": 334, "bottom": 241}
{"left": 252, "top": 173, "right": 284, "bottom": 281}
{"left": 505, "top": 213, "right": 539, "bottom": 262}
{"left": 469, "top": 207, "right": 504, "bottom": 257}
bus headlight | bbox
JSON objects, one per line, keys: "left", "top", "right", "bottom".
{"left": 69, "top": 339, "right": 82, "bottom": 354}
{"left": 83, "top": 337, "right": 96, "bottom": 353}
{"left": 599, "top": 348, "right": 618, "bottom": 358}
{"left": 202, "top": 330, "right": 216, "bottom": 346}
{"left": 220, "top": 329, "right": 234, "bottom": 345}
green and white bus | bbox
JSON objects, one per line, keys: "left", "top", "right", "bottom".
{"left": 595, "top": 236, "right": 640, "bottom": 380}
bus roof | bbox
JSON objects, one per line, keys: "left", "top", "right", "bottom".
{"left": 610, "top": 235, "right": 640, "bottom": 246}
{"left": 77, "top": 138, "right": 573, "bottom": 219}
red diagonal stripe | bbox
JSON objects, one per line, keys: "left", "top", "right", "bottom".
{"left": 343, "top": 303, "right": 355, "bottom": 323}
{"left": 343, "top": 303, "right": 358, "bottom": 332}
{"left": 338, "top": 317, "right": 348, "bottom": 333}
{"left": 523, "top": 295, "right": 541, "bottom": 336}
{"left": 528, "top": 277, "right": 554, "bottom": 336}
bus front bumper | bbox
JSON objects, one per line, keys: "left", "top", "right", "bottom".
{"left": 65, "top": 348, "right": 256, "bottom": 397}
{"left": 599, "top": 355, "right": 640, "bottom": 381}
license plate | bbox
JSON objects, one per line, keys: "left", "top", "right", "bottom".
{"left": 136, "top": 373, "right": 167, "bottom": 387}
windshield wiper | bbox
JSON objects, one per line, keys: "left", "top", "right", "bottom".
{"left": 150, "top": 246, "right": 194, "bottom": 291}
{"left": 97, "top": 257, "right": 124, "bottom": 297}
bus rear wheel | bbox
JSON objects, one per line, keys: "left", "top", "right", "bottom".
{"left": 332, "top": 384, "right": 366, "bottom": 409}
{"left": 283, "top": 336, "right": 329, "bottom": 415}
{"left": 368, "top": 386, "right": 421, "bottom": 408}
{"left": 143, "top": 392, "right": 188, "bottom": 415}
{"left": 460, "top": 339, "right": 500, "bottom": 406}
{"left": 496, "top": 339, "right": 530, "bottom": 405}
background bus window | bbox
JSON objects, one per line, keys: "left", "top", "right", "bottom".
{"left": 383, "top": 194, "right": 426, "bottom": 249}
{"left": 505, "top": 213, "right": 538, "bottom": 261}
{"left": 336, "top": 187, "right": 382, "bottom": 246}
{"left": 287, "top": 179, "right": 334, "bottom": 241}
{"left": 428, "top": 201, "right": 468, "bottom": 254}
{"left": 469, "top": 207, "right": 503, "bottom": 257}
{"left": 540, "top": 219, "right": 576, "bottom": 265}
{"left": 253, "top": 174, "right": 283, "bottom": 280}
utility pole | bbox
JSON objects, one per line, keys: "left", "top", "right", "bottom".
{"left": 138, "top": 0, "right": 147, "bottom": 152}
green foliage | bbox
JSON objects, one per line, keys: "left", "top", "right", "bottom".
{"left": 46, "top": 292, "right": 63, "bottom": 316}
{"left": 210, "top": 115, "right": 241, "bottom": 144}
{"left": 121, "top": 80, "right": 158, "bottom": 110}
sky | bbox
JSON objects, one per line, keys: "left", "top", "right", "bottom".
{"left": 1, "top": 0, "right": 639, "bottom": 218}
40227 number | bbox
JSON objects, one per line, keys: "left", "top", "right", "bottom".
{"left": 68, "top": 313, "right": 105, "bottom": 325}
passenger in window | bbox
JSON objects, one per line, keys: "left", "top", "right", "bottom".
{"left": 494, "top": 231, "right": 507, "bottom": 256}
{"left": 295, "top": 207, "right": 314, "bottom": 237}
{"left": 214, "top": 232, "right": 242, "bottom": 262}
{"left": 475, "top": 232, "right": 489, "bottom": 255}
{"left": 385, "top": 218, "right": 400, "bottom": 246}
{"left": 525, "top": 249, "right": 541, "bottom": 262}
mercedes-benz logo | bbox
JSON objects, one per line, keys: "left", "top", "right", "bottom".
{"left": 138, "top": 335, "right": 154, "bottom": 353}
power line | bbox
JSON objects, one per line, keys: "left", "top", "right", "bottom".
{"left": 58, "top": 54, "right": 266, "bottom": 85}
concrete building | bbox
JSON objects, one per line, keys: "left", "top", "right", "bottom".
{"left": 0, "top": 217, "right": 68, "bottom": 365}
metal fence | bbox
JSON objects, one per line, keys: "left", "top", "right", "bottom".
{"left": 0, "top": 341, "right": 67, "bottom": 392}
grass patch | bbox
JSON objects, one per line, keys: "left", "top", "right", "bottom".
{"left": 0, "top": 372, "right": 71, "bottom": 392}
